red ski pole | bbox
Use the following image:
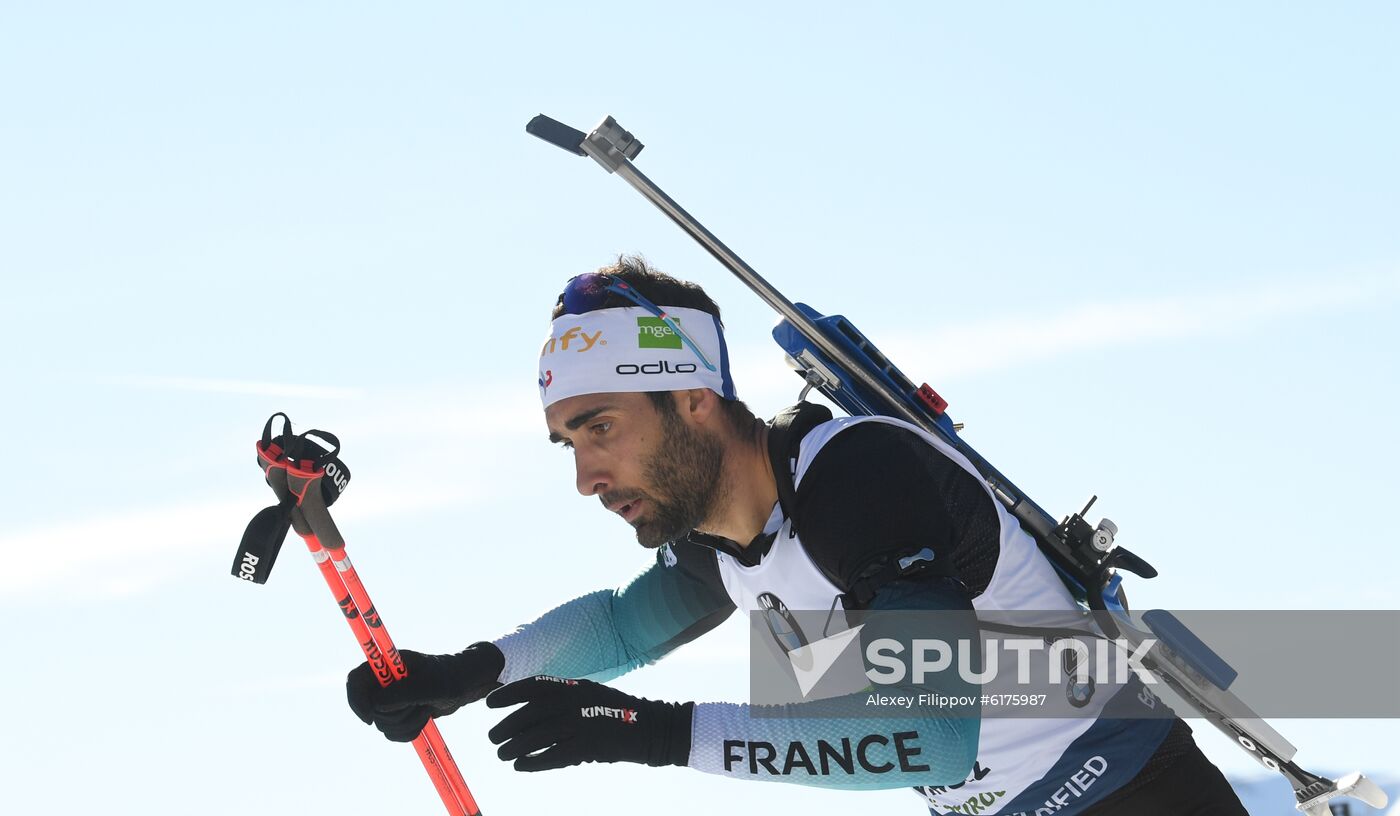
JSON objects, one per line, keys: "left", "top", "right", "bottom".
{"left": 254, "top": 436, "right": 483, "bottom": 816}
{"left": 300, "top": 526, "right": 481, "bottom": 816}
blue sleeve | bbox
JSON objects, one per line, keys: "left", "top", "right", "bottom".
{"left": 493, "top": 539, "right": 735, "bottom": 683}
{"left": 686, "top": 576, "right": 981, "bottom": 790}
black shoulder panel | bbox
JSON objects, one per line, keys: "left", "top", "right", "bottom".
{"left": 790, "top": 421, "right": 1002, "bottom": 601}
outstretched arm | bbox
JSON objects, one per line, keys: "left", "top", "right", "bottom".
{"left": 348, "top": 538, "right": 733, "bottom": 742}
{"left": 493, "top": 537, "right": 735, "bottom": 683}
{"left": 486, "top": 574, "right": 980, "bottom": 790}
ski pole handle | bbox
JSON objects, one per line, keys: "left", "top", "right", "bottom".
{"left": 257, "top": 441, "right": 482, "bottom": 815}
{"left": 284, "top": 459, "right": 345, "bottom": 550}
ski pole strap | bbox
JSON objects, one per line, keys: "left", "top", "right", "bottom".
{"left": 260, "top": 412, "right": 292, "bottom": 455}
{"left": 233, "top": 420, "right": 299, "bottom": 584}
{"left": 234, "top": 503, "right": 290, "bottom": 583}
{"left": 283, "top": 429, "right": 351, "bottom": 508}
{"left": 234, "top": 415, "right": 355, "bottom": 581}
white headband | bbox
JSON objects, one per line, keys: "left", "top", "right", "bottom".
{"left": 538, "top": 306, "right": 736, "bottom": 409}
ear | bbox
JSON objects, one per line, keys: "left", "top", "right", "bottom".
{"left": 681, "top": 387, "right": 720, "bottom": 426}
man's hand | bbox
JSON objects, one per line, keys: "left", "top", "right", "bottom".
{"left": 486, "top": 676, "right": 693, "bottom": 771}
{"left": 346, "top": 642, "right": 505, "bottom": 742}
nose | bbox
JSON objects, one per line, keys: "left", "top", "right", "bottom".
{"left": 574, "top": 450, "right": 611, "bottom": 497}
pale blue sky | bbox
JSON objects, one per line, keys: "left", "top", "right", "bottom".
{"left": 1, "top": 3, "right": 1397, "bottom": 815}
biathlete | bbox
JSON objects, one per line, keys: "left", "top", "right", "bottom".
{"left": 347, "top": 257, "right": 1247, "bottom": 815}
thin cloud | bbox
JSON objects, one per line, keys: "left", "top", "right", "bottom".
{"left": 878, "top": 270, "right": 1400, "bottom": 379}
{"left": 0, "top": 482, "right": 479, "bottom": 600}
{"left": 330, "top": 383, "right": 546, "bottom": 441}
{"left": 715, "top": 270, "right": 1400, "bottom": 407}
{"left": 98, "top": 375, "right": 366, "bottom": 400}
{"left": 0, "top": 498, "right": 251, "bottom": 598}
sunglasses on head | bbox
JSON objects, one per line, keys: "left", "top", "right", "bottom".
{"left": 559, "top": 273, "right": 718, "bottom": 372}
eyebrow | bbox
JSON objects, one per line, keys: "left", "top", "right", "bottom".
{"left": 547, "top": 405, "right": 614, "bottom": 444}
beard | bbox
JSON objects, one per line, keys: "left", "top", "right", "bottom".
{"left": 606, "top": 404, "right": 727, "bottom": 549}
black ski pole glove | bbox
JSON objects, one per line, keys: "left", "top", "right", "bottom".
{"left": 485, "top": 675, "right": 693, "bottom": 771}
{"left": 346, "top": 641, "right": 505, "bottom": 742}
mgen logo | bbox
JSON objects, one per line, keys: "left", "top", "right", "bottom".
{"left": 637, "top": 317, "right": 682, "bottom": 349}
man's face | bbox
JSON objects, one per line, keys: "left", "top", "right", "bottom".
{"left": 545, "top": 391, "right": 726, "bottom": 548}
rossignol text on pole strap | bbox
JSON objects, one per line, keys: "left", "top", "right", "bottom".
{"left": 235, "top": 414, "right": 483, "bottom": 816}
{"left": 233, "top": 414, "right": 354, "bottom": 583}
{"left": 232, "top": 413, "right": 295, "bottom": 583}
{"left": 524, "top": 113, "right": 1389, "bottom": 816}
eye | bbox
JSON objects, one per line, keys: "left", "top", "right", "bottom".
{"left": 556, "top": 439, "right": 574, "bottom": 451}
{"left": 590, "top": 421, "right": 612, "bottom": 437}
